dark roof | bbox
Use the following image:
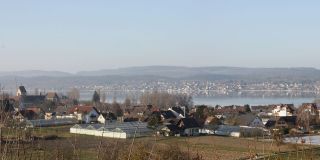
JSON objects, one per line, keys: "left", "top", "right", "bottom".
{"left": 19, "top": 86, "right": 27, "bottom": 94}
{"left": 284, "top": 104, "right": 295, "bottom": 113}
{"left": 161, "top": 110, "right": 177, "bottom": 119}
{"left": 178, "top": 118, "right": 200, "bottom": 129}
{"left": 171, "top": 107, "right": 185, "bottom": 115}
{"left": 166, "top": 124, "right": 179, "bottom": 132}
{"left": 20, "top": 95, "right": 45, "bottom": 104}
{"left": 101, "top": 112, "right": 116, "bottom": 120}
{"left": 265, "top": 120, "right": 276, "bottom": 128}
{"left": 278, "top": 116, "right": 297, "bottom": 125}
{"left": 265, "top": 116, "right": 297, "bottom": 128}
{"left": 234, "top": 114, "right": 258, "bottom": 126}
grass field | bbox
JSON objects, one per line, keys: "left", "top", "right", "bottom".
{"left": 1, "top": 126, "right": 319, "bottom": 160}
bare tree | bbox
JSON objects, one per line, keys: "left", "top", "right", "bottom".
{"left": 123, "top": 97, "right": 131, "bottom": 108}
{"left": 34, "top": 88, "right": 39, "bottom": 95}
{"left": 139, "top": 91, "right": 193, "bottom": 110}
{"left": 101, "top": 92, "right": 107, "bottom": 103}
{"left": 68, "top": 88, "right": 80, "bottom": 104}
{"left": 112, "top": 98, "right": 123, "bottom": 117}
{"left": 296, "top": 105, "right": 319, "bottom": 132}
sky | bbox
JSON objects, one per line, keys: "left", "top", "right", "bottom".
{"left": 0, "top": 0, "right": 319, "bottom": 72}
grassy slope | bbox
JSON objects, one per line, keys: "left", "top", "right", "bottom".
{"left": 1, "top": 126, "right": 319, "bottom": 160}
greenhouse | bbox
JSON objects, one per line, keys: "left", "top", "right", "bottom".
{"left": 70, "top": 122, "right": 153, "bottom": 139}
{"left": 26, "top": 118, "right": 78, "bottom": 128}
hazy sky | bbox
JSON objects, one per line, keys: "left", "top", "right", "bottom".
{"left": 0, "top": 0, "right": 319, "bottom": 72}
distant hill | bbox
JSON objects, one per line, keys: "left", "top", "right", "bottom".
{"left": 76, "top": 66, "right": 320, "bottom": 79}
{"left": 1, "top": 66, "right": 320, "bottom": 79}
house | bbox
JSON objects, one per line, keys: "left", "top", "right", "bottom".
{"left": 46, "top": 92, "right": 60, "bottom": 103}
{"left": 145, "top": 108, "right": 180, "bottom": 125}
{"left": 265, "top": 116, "right": 297, "bottom": 129}
{"left": 16, "top": 86, "right": 27, "bottom": 96}
{"left": 15, "top": 86, "right": 46, "bottom": 109}
{"left": 18, "top": 95, "right": 46, "bottom": 109}
{"left": 213, "top": 125, "right": 242, "bottom": 137}
{"left": 213, "top": 125, "right": 268, "bottom": 137}
{"left": 26, "top": 107, "right": 45, "bottom": 119}
{"left": 177, "top": 118, "right": 200, "bottom": 136}
{"left": 300, "top": 103, "right": 320, "bottom": 118}
{"left": 45, "top": 112, "right": 56, "bottom": 120}
{"left": 158, "top": 124, "right": 180, "bottom": 136}
{"left": 200, "top": 116, "right": 222, "bottom": 135}
{"left": 14, "top": 110, "right": 39, "bottom": 122}
{"left": 252, "top": 104, "right": 295, "bottom": 117}
{"left": 235, "top": 114, "right": 264, "bottom": 128}
{"left": 68, "top": 105, "right": 100, "bottom": 123}
{"left": 98, "top": 112, "right": 116, "bottom": 124}
{"left": 123, "top": 105, "right": 146, "bottom": 119}
{"left": 143, "top": 105, "right": 160, "bottom": 117}
{"left": 213, "top": 105, "right": 246, "bottom": 116}
{"left": 131, "top": 106, "right": 146, "bottom": 117}
{"left": 160, "top": 110, "right": 179, "bottom": 123}
{"left": 204, "top": 116, "right": 222, "bottom": 126}
{"left": 169, "top": 106, "right": 186, "bottom": 118}
{"left": 251, "top": 105, "right": 274, "bottom": 116}
{"left": 54, "top": 105, "right": 69, "bottom": 116}
{"left": 52, "top": 105, "right": 75, "bottom": 119}
{"left": 271, "top": 104, "right": 295, "bottom": 117}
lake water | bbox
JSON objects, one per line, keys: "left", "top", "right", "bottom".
{"left": 79, "top": 90, "right": 318, "bottom": 107}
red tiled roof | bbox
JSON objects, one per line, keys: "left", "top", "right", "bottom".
{"left": 68, "top": 105, "right": 97, "bottom": 114}
{"left": 26, "top": 107, "right": 43, "bottom": 114}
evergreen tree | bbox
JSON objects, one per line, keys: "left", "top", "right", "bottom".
{"left": 92, "top": 90, "right": 100, "bottom": 104}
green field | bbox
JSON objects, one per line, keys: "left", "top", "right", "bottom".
{"left": 0, "top": 126, "right": 319, "bottom": 160}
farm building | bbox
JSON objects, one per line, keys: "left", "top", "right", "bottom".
{"left": 70, "top": 122, "right": 153, "bottom": 139}
{"left": 201, "top": 125, "right": 269, "bottom": 137}
{"left": 26, "top": 118, "right": 78, "bottom": 128}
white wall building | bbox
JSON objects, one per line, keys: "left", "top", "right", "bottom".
{"left": 70, "top": 122, "right": 153, "bottom": 139}
{"left": 272, "top": 105, "right": 294, "bottom": 117}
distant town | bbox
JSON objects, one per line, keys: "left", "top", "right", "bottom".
{"left": 1, "top": 85, "right": 320, "bottom": 159}
{"left": 2, "top": 67, "right": 320, "bottom": 99}
{"left": 2, "top": 80, "right": 320, "bottom": 100}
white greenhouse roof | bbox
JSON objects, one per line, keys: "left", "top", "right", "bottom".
{"left": 71, "top": 122, "right": 152, "bottom": 134}
{"left": 26, "top": 118, "right": 77, "bottom": 127}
